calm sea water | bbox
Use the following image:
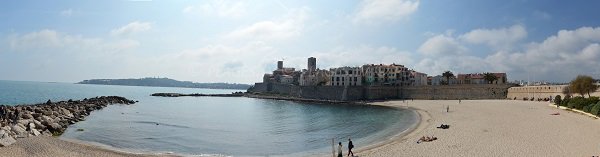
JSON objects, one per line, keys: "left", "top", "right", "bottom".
{"left": 0, "top": 80, "right": 417, "bottom": 156}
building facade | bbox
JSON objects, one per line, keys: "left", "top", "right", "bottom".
{"left": 299, "top": 57, "right": 331, "bottom": 86}
{"left": 457, "top": 73, "right": 507, "bottom": 85}
{"left": 362, "top": 64, "right": 410, "bottom": 86}
{"left": 330, "top": 67, "right": 362, "bottom": 86}
{"left": 409, "top": 70, "right": 428, "bottom": 86}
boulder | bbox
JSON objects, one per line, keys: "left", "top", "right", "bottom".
{"left": 11, "top": 124, "right": 27, "bottom": 138}
{"left": 17, "top": 120, "right": 30, "bottom": 126}
{"left": 30, "top": 129, "right": 40, "bottom": 136}
{"left": 42, "top": 130, "right": 52, "bottom": 136}
{"left": 0, "top": 136, "right": 16, "bottom": 147}
{"left": 60, "top": 108, "right": 71, "bottom": 115}
{"left": 11, "top": 125, "right": 25, "bottom": 135}
{"left": 40, "top": 116, "right": 53, "bottom": 125}
{"left": 22, "top": 113, "right": 33, "bottom": 119}
{"left": 33, "top": 120, "right": 45, "bottom": 130}
{"left": 48, "top": 123, "right": 63, "bottom": 132}
{"left": 28, "top": 123, "right": 35, "bottom": 130}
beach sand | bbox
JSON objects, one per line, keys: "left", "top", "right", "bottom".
{"left": 0, "top": 136, "right": 172, "bottom": 157}
{"left": 2, "top": 100, "right": 599, "bottom": 157}
{"left": 356, "top": 100, "right": 600, "bottom": 156}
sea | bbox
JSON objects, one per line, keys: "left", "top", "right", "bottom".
{"left": 0, "top": 80, "right": 418, "bottom": 156}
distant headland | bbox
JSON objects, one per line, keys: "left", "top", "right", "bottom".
{"left": 77, "top": 77, "right": 251, "bottom": 90}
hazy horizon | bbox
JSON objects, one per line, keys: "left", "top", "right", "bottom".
{"left": 1, "top": 0, "right": 600, "bottom": 84}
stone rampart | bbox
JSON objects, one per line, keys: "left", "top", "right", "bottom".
{"left": 507, "top": 85, "right": 600, "bottom": 100}
{"left": 249, "top": 83, "right": 510, "bottom": 101}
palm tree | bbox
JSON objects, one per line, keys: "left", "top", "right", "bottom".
{"left": 483, "top": 73, "right": 498, "bottom": 84}
{"left": 442, "top": 71, "right": 454, "bottom": 85}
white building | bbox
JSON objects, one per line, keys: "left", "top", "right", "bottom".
{"left": 410, "top": 70, "right": 428, "bottom": 86}
{"left": 362, "top": 64, "right": 410, "bottom": 86}
{"left": 330, "top": 67, "right": 362, "bottom": 86}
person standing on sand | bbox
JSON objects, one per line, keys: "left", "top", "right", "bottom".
{"left": 337, "top": 142, "right": 343, "bottom": 157}
{"left": 446, "top": 105, "right": 449, "bottom": 112}
{"left": 347, "top": 138, "right": 354, "bottom": 157}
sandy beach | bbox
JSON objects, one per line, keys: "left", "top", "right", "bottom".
{"left": 0, "top": 136, "right": 172, "bottom": 157}
{"left": 1, "top": 100, "right": 599, "bottom": 156}
{"left": 356, "top": 100, "right": 600, "bottom": 156}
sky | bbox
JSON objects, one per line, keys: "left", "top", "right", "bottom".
{"left": 1, "top": 0, "right": 600, "bottom": 84}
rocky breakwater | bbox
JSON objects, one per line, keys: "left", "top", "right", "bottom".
{"left": 0, "top": 96, "right": 136, "bottom": 147}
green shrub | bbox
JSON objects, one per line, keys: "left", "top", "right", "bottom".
{"left": 567, "top": 96, "right": 586, "bottom": 109}
{"left": 561, "top": 95, "right": 571, "bottom": 106}
{"left": 590, "top": 103, "right": 600, "bottom": 116}
{"left": 587, "top": 96, "right": 600, "bottom": 104}
{"left": 554, "top": 95, "right": 562, "bottom": 105}
{"left": 583, "top": 104, "right": 593, "bottom": 113}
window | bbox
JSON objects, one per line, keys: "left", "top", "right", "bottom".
{"left": 336, "top": 77, "right": 340, "bottom": 81}
{"left": 342, "top": 77, "right": 344, "bottom": 81}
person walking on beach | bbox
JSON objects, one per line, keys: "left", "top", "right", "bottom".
{"left": 337, "top": 142, "right": 343, "bottom": 157}
{"left": 446, "top": 105, "right": 449, "bottom": 113}
{"left": 347, "top": 138, "right": 354, "bottom": 157}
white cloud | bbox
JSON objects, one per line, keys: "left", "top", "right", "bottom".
{"left": 8, "top": 29, "right": 139, "bottom": 54}
{"left": 154, "top": 42, "right": 279, "bottom": 83}
{"left": 497, "top": 27, "right": 600, "bottom": 80}
{"left": 182, "top": 1, "right": 247, "bottom": 18}
{"left": 414, "top": 26, "right": 600, "bottom": 82}
{"left": 110, "top": 21, "right": 152, "bottom": 37}
{"left": 226, "top": 7, "right": 309, "bottom": 41}
{"left": 60, "top": 9, "right": 73, "bottom": 17}
{"left": 309, "top": 45, "right": 415, "bottom": 69}
{"left": 418, "top": 34, "right": 467, "bottom": 56}
{"left": 353, "top": 0, "right": 419, "bottom": 24}
{"left": 3, "top": 29, "right": 143, "bottom": 82}
{"left": 460, "top": 24, "right": 527, "bottom": 50}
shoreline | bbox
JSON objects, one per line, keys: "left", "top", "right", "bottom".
{"left": 358, "top": 100, "right": 600, "bottom": 156}
{"left": 6, "top": 98, "right": 598, "bottom": 156}
{"left": 245, "top": 93, "right": 370, "bottom": 105}
{"left": 354, "top": 107, "right": 426, "bottom": 154}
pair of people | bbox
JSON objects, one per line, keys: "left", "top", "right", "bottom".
{"left": 337, "top": 138, "right": 354, "bottom": 157}
{"left": 417, "top": 136, "right": 438, "bottom": 143}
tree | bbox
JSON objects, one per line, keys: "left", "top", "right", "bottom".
{"left": 553, "top": 95, "right": 562, "bottom": 105}
{"left": 569, "top": 75, "right": 599, "bottom": 97}
{"left": 442, "top": 71, "right": 454, "bottom": 85}
{"left": 562, "top": 86, "right": 571, "bottom": 97}
{"left": 483, "top": 73, "right": 498, "bottom": 84}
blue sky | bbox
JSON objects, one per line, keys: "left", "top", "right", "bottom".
{"left": 1, "top": 0, "right": 600, "bottom": 84}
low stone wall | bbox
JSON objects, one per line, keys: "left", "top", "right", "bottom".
{"left": 0, "top": 96, "right": 136, "bottom": 147}
{"left": 507, "top": 85, "right": 600, "bottom": 100}
{"left": 249, "top": 83, "right": 510, "bottom": 101}
{"left": 402, "top": 84, "right": 511, "bottom": 100}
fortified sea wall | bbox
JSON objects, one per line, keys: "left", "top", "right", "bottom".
{"left": 250, "top": 83, "right": 511, "bottom": 101}
{"left": 507, "top": 85, "right": 600, "bottom": 100}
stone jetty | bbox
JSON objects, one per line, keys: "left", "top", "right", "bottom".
{"left": 0, "top": 96, "right": 135, "bottom": 147}
{"left": 151, "top": 91, "right": 245, "bottom": 97}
